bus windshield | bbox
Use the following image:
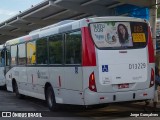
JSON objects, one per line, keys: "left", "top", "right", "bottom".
{"left": 90, "top": 21, "right": 148, "bottom": 49}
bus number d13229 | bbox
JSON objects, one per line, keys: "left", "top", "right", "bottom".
{"left": 129, "top": 63, "right": 146, "bottom": 69}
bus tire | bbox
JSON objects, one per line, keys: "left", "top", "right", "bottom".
{"left": 13, "top": 81, "right": 24, "bottom": 99}
{"left": 46, "top": 86, "right": 58, "bottom": 111}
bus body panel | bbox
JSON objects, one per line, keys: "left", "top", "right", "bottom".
{"left": 6, "top": 70, "right": 12, "bottom": 91}
{"left": 26, "top": 67, "right": 38, "bottom": 94}
{"left": 49, "top": 67, "right": 83, "bottom": 104}
{"left": 82, "top": 64, "right": 154, "bottom": 105}
{"left": 84, "top": 87, "right": 154, "bottom": 105}
{"left": 50, "top": 67, "right": 83, "bottom": 91}
{"left": 6, "top": 66, "right": 84, "bottom": 104}
{"left": 18, "top": 67, "right": 27, "bottom": 88}
{"left": 16, "top": 67, "right": 28, "bottom": 96}
{"left": 0, "top": 67, "right": 5, "bottom": 86}
{"left": 6, "top": 67, "right": 46, "bottom": 100}
{"left": 27, "top": 67, "right": 47, "bottom": 98}
{"left": 53, "top": 88, "right": 84, "bottom": 105}
{"left": 36, "top": 67, "right": 48, "bottom": 90}
{"left": 96, "top": 48, "right": 149, "bottom": 92}
{"left": 63, "top": 67, "right": 83, "bottom": 90}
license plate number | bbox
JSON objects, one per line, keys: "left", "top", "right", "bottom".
{"left": 118, "top": 83, "right": 129, "bottom": 89}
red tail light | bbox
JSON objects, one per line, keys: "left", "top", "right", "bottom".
{"left": 89, "top": 72, "right": 97, "bottom": 92}
{"left": 149, "top": 68, "right": 155, "bottom": 88}
{"left": 148, "top": 27, "right": 155, "bottom": 63}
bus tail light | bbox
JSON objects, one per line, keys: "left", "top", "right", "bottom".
{"left": 148, "top": 27, "right": 155, "bottom": 63}
{"left": 149, "top": 68, "right": 154, "bottom": 88}
{"left": 89, "top": 72, "right": 97, "bottom": 92}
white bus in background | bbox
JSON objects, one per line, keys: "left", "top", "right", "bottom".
{"left": 5, "top": 16, "right": 155, "bottom": 111}
{"left": 0, "top": 44, "right": 6, "bottom": 88}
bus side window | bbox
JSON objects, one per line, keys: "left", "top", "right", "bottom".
{"left": 18, "top": 43, "right": 26, "bottom": 65}
{"left": 65, "top": 30, "right": 82, "bottom": 64}
{"left": 6, "top": 48, "right": 11, "bottom": 66}
{"left": 11, "top": 45, "right": 18, "bottom": 65}
{"left": 27, "top": 41, "right": 36, "bottom": 65}
{"left": 49, "top": 35, "right": 63, "bottom": 64}
{"left": 36, "top": 37, "right": 48, "bottom": 64}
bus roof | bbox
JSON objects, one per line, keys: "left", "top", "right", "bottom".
{"left": 88, "top": 16, "right": 147, "bottom": 22}
{"left": 6, "top": 34, "right": 39, "bottom": 46}
{"left": 5, "top": 16, "right": 148, "bottom": 46}
{"left": 30, "top": 20, "right": 76, "bottom": 34}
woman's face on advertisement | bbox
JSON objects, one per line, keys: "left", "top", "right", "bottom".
{"left": 119, "top": 25, "right": 126, "bottom": 35}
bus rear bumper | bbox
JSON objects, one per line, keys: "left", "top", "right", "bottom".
{"left": 84, "top": 87, "right": 154, "bottom": 105}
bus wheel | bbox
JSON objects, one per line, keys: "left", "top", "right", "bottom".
{"left": 46, "top": 86, "right": 58, "bottom": 111}
{"left": 14, "top": 82, "right": 24, "bottom": 99}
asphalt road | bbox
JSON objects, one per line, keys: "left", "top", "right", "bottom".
{"left": 0, "top": 88, "right": 160, "bottom": 120}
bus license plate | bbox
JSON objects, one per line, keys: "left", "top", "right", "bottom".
{"left": 118, "top": 83, "right": 129, "bottom": 89}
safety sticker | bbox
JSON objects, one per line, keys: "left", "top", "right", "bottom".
{"left": 102, "top": 65, "right": 108, "bottom": 72}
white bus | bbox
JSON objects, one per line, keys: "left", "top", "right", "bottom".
{"left": 0, "top": 44, "right": 6, "bottom": 87}
{"left": 5, "top": 17, "right": 155, "bottom": 111}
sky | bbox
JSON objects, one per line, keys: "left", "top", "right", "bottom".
{"left": 0, "top": 0, "right": 44, "bottom": 23}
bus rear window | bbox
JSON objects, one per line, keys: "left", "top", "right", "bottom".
{"left": 89, "top": 22, "right": 148, "bottom": 49}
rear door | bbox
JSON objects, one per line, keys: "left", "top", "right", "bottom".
{"left": 90, "top": 21, "right": 149, "bottom": 92}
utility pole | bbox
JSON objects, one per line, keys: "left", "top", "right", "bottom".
{"left": 149, "top": 0, "right": 158, "bottom": 50}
